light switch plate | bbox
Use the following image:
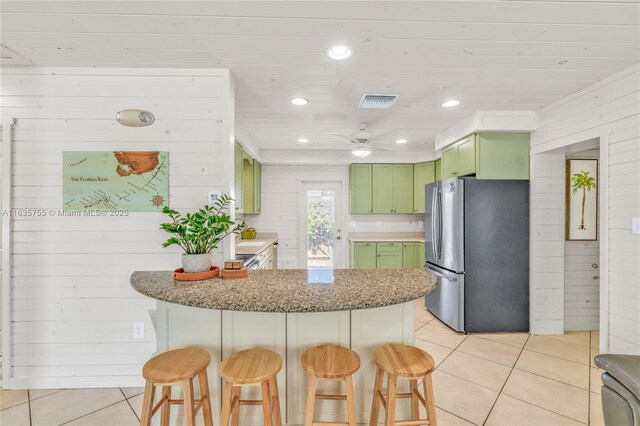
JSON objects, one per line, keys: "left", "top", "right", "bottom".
{"left": 376, "top": 221, "right": 382, "bottom": 229}
{"left": 632, "top": 218, "right": 640, "bottom": 235}
{"left": 208, "top": 190, "right": 222, "bottom": 204}
{"left": 418, "top": 221, "right": 424, "bottom": 229}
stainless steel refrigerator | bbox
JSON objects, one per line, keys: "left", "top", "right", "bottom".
{"left": 424, "top": 176, "right": 529, "bottom": 333}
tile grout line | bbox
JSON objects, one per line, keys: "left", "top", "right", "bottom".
{"left": 481, "top": 333, "right": 531, "bottom": 426}
{"left": 57, "top": 394, "right": 129, "bottom": 426}
{"left": 28, "top": 390, "right": 33, "bottom": 426}
{"left": 121, "top": 387, "right": 141, "bottom": 422}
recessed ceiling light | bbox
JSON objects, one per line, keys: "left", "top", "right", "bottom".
{"left": 327, "top": 45, "right": 353, "bottom": 60}
{"left": 396, "top": 139, "right": 408, "bottom": 144}
{"left": 441, "top": 99, "right": 460, "bottom": 108}
{"left": 297, "top": 138, "right": 309, "bottom": 143}
{"left": 291, "top": 97, "right": 308, "bottom": 106}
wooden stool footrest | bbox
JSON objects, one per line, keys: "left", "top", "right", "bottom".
{"left": 312, "top": 422, "right": 351, "bottom": 426}
{"left": 315, "top": 393, "right": 347, "bottom": 401}
{"left": 395, "top": 420, "right": 431, "bottom": 426}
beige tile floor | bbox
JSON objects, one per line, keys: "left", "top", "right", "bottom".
{"left": 0, "top": 300, "right": 605, "bottom": 426}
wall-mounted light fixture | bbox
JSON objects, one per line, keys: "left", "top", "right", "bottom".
{"left": 116, "top": 109, "right": 155, "bottom": 127}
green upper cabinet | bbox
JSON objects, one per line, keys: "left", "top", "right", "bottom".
{"left": 352, "top": 242, "right": 377, "bottom": 269}
{"left": 350, "top": 164, "right": 373, "bottom": 214}
{"left": 234, "top": 142, "right": 244, "bottom": 213}
{"left": 372, "top": 164, "right": 413, "bottom": 213}
{"left": 440, "top": 132, "right": 529, "bottom": 180}
{"left": 234, "top": 142, "right": 262, "bottom": 214}
{"left": 372, "top": 164, "right": 394, "bottom": 213}
{"left": 434, "top": 159, "right": 442, "bottom": 181}
{"left": 402, "top": 242, "right": 423, "bottom": 269}
{"left": 253, "top": 160, "right": 261, "bottom": 214}
{"left": 376, "top": 242, "right": 403, "bottom": 268}
{"left": 413, "top": 162, "right": 436, "bottom": 214}
{"left": 393, "top": 164, "right": 414, "bottom": 213}
{"left": 476, "top": 132, "right": 530, "bottom": 179}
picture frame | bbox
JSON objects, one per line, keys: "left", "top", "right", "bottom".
{"left": 565, "top": 158, "right": 598, "bottom": 241}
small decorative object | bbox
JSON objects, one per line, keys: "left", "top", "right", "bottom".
{"left": 221, "top": 267, "right": 249, "bottom": 280}
{"left": 174, "top": 266, "right": 220, "bottom": 281}
{"left": 160, "top": 195, "right": 244, "bottom": 273}
{"left": 241, "top": 227, "right": 257, "bottom": 240}
{"left": 566, "top": 159, "right": 598, "bottom": 241}
{"left": 224, "top": 260, "right": 244, "bottom": 270}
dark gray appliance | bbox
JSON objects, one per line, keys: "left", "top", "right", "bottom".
{"left": 424, "top": 176, "right": 529, "bottom": 333}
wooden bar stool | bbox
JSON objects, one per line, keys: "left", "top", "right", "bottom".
{"left": 140, "top": 347, "right": 214, "bottom": 426}
{"left": 369, "top": 343, "right": 437, "bottom": 426}
{"left": 301, "top": 344, "right": 361, "bottom": 426}
{"left": 219, "top": 348, "right": 283, "bottom": 426}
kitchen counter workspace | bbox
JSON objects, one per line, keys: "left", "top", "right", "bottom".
{"left": 131, "top": 268, "right": 436, "bottom": 425}
{"left": 235, "top": 232, "right": 278, "bottom": 255}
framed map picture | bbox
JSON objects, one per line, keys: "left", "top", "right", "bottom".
{"left": 63, "top": 151, "right": 169, "bottom": 212}
{"left": 566, "top": 158, "right": 598, "bottom": 241}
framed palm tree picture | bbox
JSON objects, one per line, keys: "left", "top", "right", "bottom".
{"left": 566, "top": 159, "right": 598, "bottom": 241}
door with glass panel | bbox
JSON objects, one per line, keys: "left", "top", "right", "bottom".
{"left": 298, "top": 182, "right": 343, "bottom": 269}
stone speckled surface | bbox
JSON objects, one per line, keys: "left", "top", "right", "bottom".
{"left": 130, "top": 269, "right": 436, "bottom": 313}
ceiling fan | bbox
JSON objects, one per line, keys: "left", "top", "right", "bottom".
{"left": 328, "top": 123, "right": 408, "bottom": 158}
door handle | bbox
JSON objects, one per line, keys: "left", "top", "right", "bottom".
{"left": 436, "top": 190, "right": 443, "bottom": 259}
{"left": 431, "top": 187, "right": 438, "bottom": 260}
{"left": 336, "top": 236, "right": 341, "bottom": 240}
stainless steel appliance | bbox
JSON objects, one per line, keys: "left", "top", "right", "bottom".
{"left": 235, "top": 253, "right": 260, "bottom": 270}
{"left": 424, "top": 177, "right": 529, "bottom": 333}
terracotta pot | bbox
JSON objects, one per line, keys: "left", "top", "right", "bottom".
{"left": 181, "top": 253, "right": 212, "bottom": 273}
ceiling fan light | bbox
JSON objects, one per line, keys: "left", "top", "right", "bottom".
{"left": 352, "top": 146, "right": 372, "bottom": 158}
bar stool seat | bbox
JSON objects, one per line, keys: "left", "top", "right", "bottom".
{"left": 140, "top": 347, "right": 213, "bottom": 426}
{"left": 301, "top": 344, "right": 361, "bottom": 426}
{"left": 370, "top": 343, "right": 437, "bottom": 426}
{"left": 219, "top": 348, "right": 283, "bottom": 426}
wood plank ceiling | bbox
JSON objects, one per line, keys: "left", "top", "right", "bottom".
{"left": 1, "top": 1, "right": 639, "bottom": 153}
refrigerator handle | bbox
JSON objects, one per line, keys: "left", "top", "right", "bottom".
{"left": 426, "top": 263, "right": 458, "bottom": 281}
{"left": 437, "top": 190, "right": 443, "bottom": 259}
{"left": 431, "top": 187, "right": 438, "bottom": 259}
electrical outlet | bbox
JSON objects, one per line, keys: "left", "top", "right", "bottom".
{"left": 133, "top": 322, "right": 145, "bottom": 339}
{"left": 376, "top": 221, "right": 382, "bottom": 229}
{"left": 418, "top": 221, "right": 424, "bottom": 229}
{"left": 208, "top": 190, "right": 222, "bottom": 204}
{"left": 632, "top": 218, "right": 640, "bottom": 235}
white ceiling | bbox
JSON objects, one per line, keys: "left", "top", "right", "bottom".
{"left": 1, "top": 1, "right": 639, "bottom": 154}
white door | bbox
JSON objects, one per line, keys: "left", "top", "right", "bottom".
{"left": 298, "top": 181, "right": 343, "bottom": 269}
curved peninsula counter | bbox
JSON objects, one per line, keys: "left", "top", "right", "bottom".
{"left": 131, "top": 269, "right": 436, "bottom": 425}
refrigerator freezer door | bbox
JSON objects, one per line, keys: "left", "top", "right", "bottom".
{"left": 425, "top": 263, "right": 465, "bottom": 332}
{"left": 439, "top": 177, "right": 464, "bottom": 273}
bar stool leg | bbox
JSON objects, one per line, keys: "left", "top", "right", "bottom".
{"left": 160, "top": 386, "right": 171, "bottom": 426}
{"left": 269, "top": 376, "right": 283, "bottom": 426}
{"left": 384, "top": 374, "right": 397, "bottom": 426}
{"left": 345, "top": 374, "right": 357, "bottom": 426}
{"left": 140, "top": 380, "right": 156, "bottom": 426}
{"left": 220, "top": 380, "right": 233, "bottom": 426}
{"left": 369, "top": 367, "right": 384, "bottom": 426}
{"left": 197, "top": 370, "right": 214, "bottom": 426}
{"left": 410, "top": 379, "right": 420, "bottom": 421}
{"left": 261, "top": 380, "right": 274, "bottom": 426}
{"left": 304, "top": 374, "right": 317, "bottom": 426}
{"left": 423, "top": 374, "right": 437, "bottom": 426}
{"left": 183, "top": 377, "right": 196, "bottom": 426}
{"left": 230, "top": 386, "right": 241, "bottom": 426}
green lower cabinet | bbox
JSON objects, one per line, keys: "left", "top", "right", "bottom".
{"left": 352, "top": 242, "right": 377, "bottom": 269}
{"left": 402, "top": 242, "right": 424, "bottom": 269}
{"left": 376, "top": 243, "right": 403, "bottom": 269}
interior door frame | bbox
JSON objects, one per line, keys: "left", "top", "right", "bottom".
{"left": 297, "top": 180, "right": 345, "bottom": 269}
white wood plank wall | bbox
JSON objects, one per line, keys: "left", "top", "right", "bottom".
{"left": 0, "top": 67, "right": 231, "bottom": 388}
{"left": 245, "top": 165, "right": 423, "bottom": 268}
{"left": 531, "top": 64, "right": 640, "bottom": 353}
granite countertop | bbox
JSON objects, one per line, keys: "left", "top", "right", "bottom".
{"left": 130, "top": 269, "right": 436, "bottom": 313}
{"left": 348, "top": 232, "right": 425, "bottom": 243}
{"left": 235, "top": 232, "right": 278, "bottom": 255}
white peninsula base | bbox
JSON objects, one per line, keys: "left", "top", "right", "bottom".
{"left": 155, "top": 300, "right": 416, "bottom": 425}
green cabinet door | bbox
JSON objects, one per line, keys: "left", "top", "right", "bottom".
{"left": 234, "top": 142, "right": 244, "bottom": 213}
{"left": 413, "top": 162, "right": 435, "bottom": 214}
{"left": 402, "top": 243, "right": 420, "bottom": 269}
{"left": 434, "top": 159, "right": 442, "bottom": 182}
{"left": 457, "top": 135, "right": 476, "bottom": 176}
{"left": 353, "top": 242, "right": 377, "bottom": 269}
{"left": 242, "top": 151, "right": 254, "bottom": 213}
{"left": 441, "top": 145, "right": 458, "bottom": 179}
{"left": 372, "top": 164, "right": 394, "bottom": 213}
{"left": 350, "top": 164, "right": 373, "bottom": 213}
{"left": 418, "top": 243, "right": 424, "bottom": 268}
{"left": 376, "top": 243, "right": 403, "bottom": 268}
{"left": 476, "top": 132, "right": 530, "bottom": 179}
{"left": 393, "top": 164, "right": 414, "bottom": 213}
{"left": 253, "top": 160, "right": 261, "bottom": 214}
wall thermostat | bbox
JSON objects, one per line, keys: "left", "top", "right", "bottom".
{"left": 116, "top": 109, "right": 155, "bottom": 127}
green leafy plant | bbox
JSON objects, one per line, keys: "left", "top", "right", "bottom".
{"left": 570, "top": 170, "right": 597, "bottom": 230}
{"left": 160, "top": 195, "right": 244, "bottom": 254}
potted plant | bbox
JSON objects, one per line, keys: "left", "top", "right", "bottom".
{"left": 160, "top": 195, "right": 244, "bottom": 273}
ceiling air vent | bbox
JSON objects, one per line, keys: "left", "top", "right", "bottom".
{"left": 358, "top": 94, "right": 399, "bottom": 109}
